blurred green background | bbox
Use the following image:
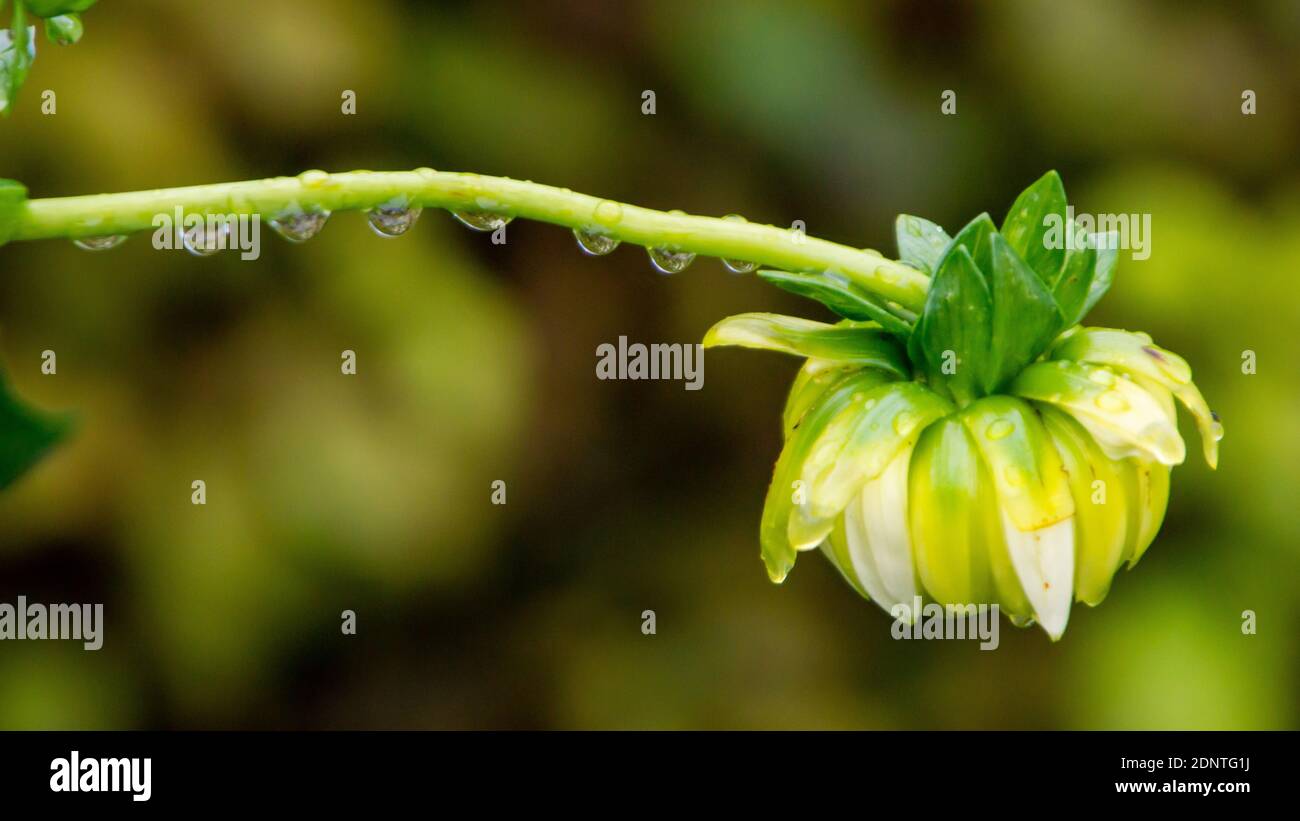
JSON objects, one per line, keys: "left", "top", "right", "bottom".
{"left": 0, "top": 0, "right": 1296, "bottom": 729}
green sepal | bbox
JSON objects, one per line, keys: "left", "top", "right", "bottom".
{"left": 944, "top": 211, "right": 997, "bottom": 275}
{"left": 1080, "top": 233, "right": 1118, "bottom": 320}
{"left": 983, "top": 232, "right": 1064, "bottom": 394}
{"left": 1000, "top": 170, "right": 1068, "bottom": 287}
{"left": 756, "top": 269, "right": 913, "bottom": 339}
{"left": 0, "top": 178, "right": 28, "bottom": 246}
{"left": 908, "top": 245, "right": 991, "bottom": 405}
{"left": 894, "top": 214, "right": 949, "bottom": 275}
{"left": 0, "top": 367, "right": 72, "bottom": 490}
{"left": 703, "top": 312, "right": 909, "bottom": 377}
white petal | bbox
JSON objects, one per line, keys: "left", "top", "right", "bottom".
{"left": 1000, "top": 510, "right": 1075, "bottom": 640}
{"left": 843, "top": 447, "right": 917, "bottom": 612}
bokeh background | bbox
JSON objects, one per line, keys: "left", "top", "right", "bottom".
{"left": 0, "top": 0, "right": 1296, "bottom": 729}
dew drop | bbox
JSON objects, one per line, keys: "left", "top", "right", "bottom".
{"left": 1094, "top": 391, "right": 1130, "bottom": 412}
{"left": 452, "top": 210, "right": 511, "bottom": 232}
{"left": 73, "top": 234, "right": 127, "bottom": 251}
{"left": 269, "top": 210, "right": 330, "bottom": 243}
{"left": 1003, "top": 466, "right": 1026, "bottom": 488}
{"left": 367, "top": 204, "right": 423, "bottom": 237}
{"left": 183, "top": 221, "right": 230, "bottom": 257}
{"left": 593, "top": 199, "right": 624, "bottom": 227}
{"left": 1087, "top": 367, "right": 1117, "bottom": 386}
{"left": 298, "top": 169, "right": 331, "bottom": 188}
{"left": 648, "top": 247, "right": 696, "bottom": 274}
{"left": 719, "top": 214, "right": 756, "bottom": 273}
{"left": 862, "top": 398, "right": 878, "bottom": 412}
{"left": 892, "top": 411, "right": 918, "bottom": 436}
{"left": 986, "top": 419, "right": 1014, "bottom": 440}
{"left": 574, "top": 227, "right": 620, "bottom": 256}
{"left": 1210, "top": 411, "right": 1225, "bottom": 442}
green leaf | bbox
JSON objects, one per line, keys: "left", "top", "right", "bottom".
{"left": 0, "top": 178, "right": 28, "bottom": 246}
{"left": 703, "top": 312, "right": 909, "bottom": 377}
{"left": 983, "top": 232, "right": 1063, "bottom": 393}
{"left": 1000, "top": 170, "right": 1068, "bottom": 287}
{"left": 0, "top": 368, "right": 71, "bottom": 490}
{"left": 756, "top": 269, "right": 913, "bottom": 339}
{"left": 894, "top": 214, "right": 949, "bottom": 274}
{"left": 908, "top": 245, "right": 991, "bottom": 405}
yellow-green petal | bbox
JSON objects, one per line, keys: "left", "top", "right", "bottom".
{"left": 1115, "top": 456, "right": 1171, "bottom": 567}
{"left": 759, "top": 369, "right": 885, "bottom": 582}
{"left": 1011, "top": 360, "right": 1185, "bottom": 466}
{"left": 1039, "top": 405, "right": 1129, "bottom": 605}
{"left": 1049, "top": 326, "right": 1219, "bottom": 468}
{"left": 908, "top": 417, "right": 1000, "bottom": 607}
{"left": 959, "top": 396, "right": 1075, "bottom": 531}
{"left": 789, "top": 381, "right": 952, "bottom": 547}
{"left": 703, "top": 313, "right": 909, "bottom": 377}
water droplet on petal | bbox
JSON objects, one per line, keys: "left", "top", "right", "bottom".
{"left": 73, "top": 234, "right": 127, "bottom": 251}
{"left": 862, "top": 398, "right": 877, "bottom": 412}
{"left": 183, "top": 221, "right": 230, "bottom": 257}
{"left": 1210, "top": 411, "right": 1225, "bottom": 441}
{"left": 574, "top": 228, "right": 620, "bottom": 256}
{"left": 1003, "top": 466, "right": 1026, "bottom": 488}
{"left": 269, "top": 210, "right": 330, "bottom": 243}
{"left": 648, "top": 247, "right": 695, "bottom": 274}
{"left": 367, "top": 205, "right": 423, "bottom": 237}
{"left": 452, "top": 210, "right": 511, "bottom": 232}
{"left": 1088, "top": 368, "right": 1117, "bottom": 386}
{"left": 1095, "top": 391, "right": 1130, "bottom": 412}
{"left": 892, "top": 411, "right": 918, "bottom": 436}
{"left": 986, "top": 419, "right": 1014, "bottom": 440}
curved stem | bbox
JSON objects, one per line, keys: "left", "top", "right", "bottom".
{"left": 10, "top": 169, "right": 930, "bottom": 312}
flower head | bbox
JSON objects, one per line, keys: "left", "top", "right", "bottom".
{"left": 705, "top": 172, "right": 1220, "bottom": 639}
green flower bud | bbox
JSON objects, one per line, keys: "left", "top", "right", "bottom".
{"left": 703, "top": 172, "right": 1221, "bottom": 640}
{"left": 708, "top": 318, "right": 1216, "bottom": 640}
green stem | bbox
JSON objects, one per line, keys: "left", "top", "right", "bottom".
{"left": 10, "top": 169, "right": 930, "bottom": 312}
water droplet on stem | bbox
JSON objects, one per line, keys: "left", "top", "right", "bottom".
{"left": 73, "top": 234, "right": 127, "bottom": 251}
{"left": 367, "top": 204, "right": 423, "bottom": 237}
{"left": 574, "top": 228, "right": 620, "bottom": 256}
{"left": 269, "top": 210, "right": 330, "bottom": 243}
{"left": 647, "top": 247, "right": 696, "bottom": 274}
